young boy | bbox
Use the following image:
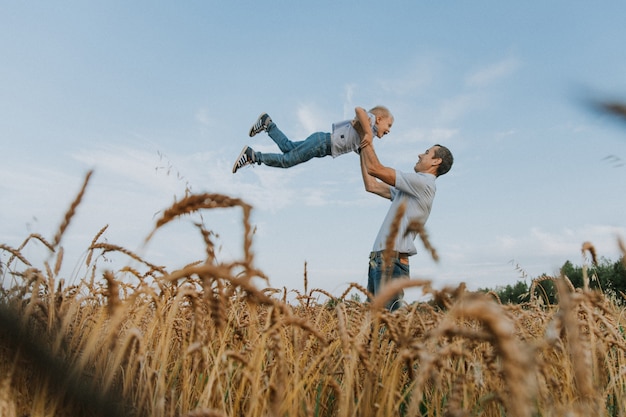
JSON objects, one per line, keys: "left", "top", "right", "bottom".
{"left": 232, "top": 106, "right": 393, "bottom": 173}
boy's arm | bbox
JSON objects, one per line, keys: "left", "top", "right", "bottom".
{"left": 354, "top": 107, "right": 373, "bottom": 147}
{"left": 356, "top": 106, "right": 395, "bottom": 192}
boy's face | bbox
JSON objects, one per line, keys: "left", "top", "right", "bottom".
{"left": 375, "top": 115, "right": 393, "bottom": 138}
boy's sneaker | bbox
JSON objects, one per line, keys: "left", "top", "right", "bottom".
{"left": 232, "top": 146, "right": 256, "bottom": 173}
{"left": 249, "top": 113, "right": 272, "bottom": 137}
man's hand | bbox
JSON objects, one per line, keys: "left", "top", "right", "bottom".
{"left": 360, "top": 133, "right": 396, "bottom": 187}
{"left": 360, "top": 132, "right": 373, "bottom": 149}
{"left": 360, "top": 150, "right": 392, "bottom": 199}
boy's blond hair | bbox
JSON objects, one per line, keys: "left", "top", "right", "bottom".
{"left": 353, "top": 106, "right": 392, "bottom": 136}
{"left": 369, "top": 105, "right": 392, "bottom": 119}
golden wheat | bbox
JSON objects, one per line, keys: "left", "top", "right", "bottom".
{"left": 4, "top": 185, "right": 626, "bottom": 416}
{"left": 382, "top": 200, "right": 405, "bottom": 277}
{"left": 406, "top": 219, "right": 439, "bottom": 262}
{"left": 51, "top": 170, "right": 93, "bottom": 249}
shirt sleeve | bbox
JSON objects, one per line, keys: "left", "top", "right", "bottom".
{"left": 394, "top": 171, "right": 435, "bottom": 197}
{"left": 389, "top": 185, "right": 398, "bottom": 200}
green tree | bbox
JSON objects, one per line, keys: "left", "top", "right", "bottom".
{"left": 530, "top": 279, "right": 557, "bottom": 304}
{"left": 480, "top": 257, "right": 626, "bottom": 305}
{"left": 480, "top": 281, "right": 529, "bottom": 304}
{"left": 560, "top": 260, "right": 583, "bottom": 288}
{"left": 608, "top": 259, "right": 626, "bottom": 296}
{"left": 562, "top": 257, "right": 626, "bottom": 297}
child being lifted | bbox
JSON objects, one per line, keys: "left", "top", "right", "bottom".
{"left": 232, "top": 106, "right": 393, "bottom": 173}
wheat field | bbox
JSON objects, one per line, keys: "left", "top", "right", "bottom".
{"left": 2, "top": 171, "right": 626, "bottom": 417}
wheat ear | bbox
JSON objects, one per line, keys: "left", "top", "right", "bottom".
{"left": 382, "top": 201, "right": 405, "bottom": 277}
{"left": 52, "top": 170, "right": 93, "bottom": 248}
{"left": 0, "top": 244, "right": 32, "bottom": 267}
{"left": 370, "top": 278, "right": 431, "bottom": 311}
{"left": 405, "top": 219, "right": 439, "bottom": 262}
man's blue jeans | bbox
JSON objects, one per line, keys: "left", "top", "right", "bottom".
{"left": 254, "top": 123, "right": 332, "bottom": 168}
{"left": 367, "top": 251, "right": 410, "bottom": 311}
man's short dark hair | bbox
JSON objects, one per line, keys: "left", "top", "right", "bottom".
{"left": 434, "top": 144, "right": 453, "bottom": 176}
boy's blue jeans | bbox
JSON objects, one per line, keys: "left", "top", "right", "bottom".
{"left": 367, "top": 251, "right": 409, "bottom": 311}
{"left": 254, "top": 123, "right": 332, "bottom": 168}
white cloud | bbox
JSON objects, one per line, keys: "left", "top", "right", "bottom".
{"left": 303, "top": 188, "right": 330, "bottom": 207}
{"left": 184, "top": 151, "right": 300, "bottom": 214}
{"left": 522, "top": 225, "right": 623, "bottom": 261}
{"left": 429, "top": 128, "right": 460, "bottom": 143}
{"left": 466, "top": 56, "right": 521, "bottom": 87}
{"left": 72, "top": 145, "right": 182, "bottom": 194}
{"left": 343, "top": 84, "right": 356, "bottom": 118}
{"left": 0, "top": 165, "right": 89, "bottom": 241}
{"left": 296, "top": 102, "right": 330, "bottom": 135}
{"left": 409, "top": 224, "right": 626, "bottom": 293}
{"left": 494, "top": 129, "right": 518, "bottom": 142}
{"left": 195, "top": 107, "right": 214, "bottom": 127}
{"left": 247, "top": 169, "right": 298, "bottom": 211}
{"left": 377, "top": 57, "right": 440, "bottom": 96}
{"left": 394, "top": 127, "right": 427, "bottom": 144}
{"left": 438, "top": 94, "right": 482, "bottom": 123}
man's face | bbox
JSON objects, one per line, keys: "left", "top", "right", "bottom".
{"left": 414, "top": 146, "right": 440, "bottom": 173}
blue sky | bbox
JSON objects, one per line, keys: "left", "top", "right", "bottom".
{"left": 2, "top": 2, "right": 626, "bottom": 301}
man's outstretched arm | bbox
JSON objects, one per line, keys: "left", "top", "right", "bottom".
{"left": 360, "top": 134, "right": 396, "bottom": 187}
{"left": 360, "top": 145, "right": 392, "bottom": 199}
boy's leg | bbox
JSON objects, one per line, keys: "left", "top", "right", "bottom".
{"left": 266, "top": 122, "right": 300, "bottom": 153}
{"left": 254, "top": 132, "right": 331, "bottom": 168}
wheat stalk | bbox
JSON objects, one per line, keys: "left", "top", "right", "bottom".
{"left": 103, "top": 270, "right": 120, "bottom": 317}
{"left": 85, "top": 225, "right": 109, "bottom": 266}
{"left": 338, "top": 282, "right": 371, "bottom": 301}
{"left": 405, "top": 219, "right": 439, "bottom": 262}
{"left": 51, "top": 170, "right": 93, "bottom": 248}
{"left": 382, "top": 201, "right": 405, "bottom": 278}
{"left": 89, "top": 243, "right": 166, "bottom": 274}
{"left": 0, "top": 244, "right": 32, "bottom": 267}
{"left": 370, "top": 278, "right": 431, "bottom": 311}
{"left": 581, "top": 241, "right": 598, "bottom": 265}
{"left": 412, "top": 293, "right": 536, "bottom": 417}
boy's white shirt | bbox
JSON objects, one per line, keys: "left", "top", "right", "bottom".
{"left": 330, "top": 113, "right": 377, "bottom": 157}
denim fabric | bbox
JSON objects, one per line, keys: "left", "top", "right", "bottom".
{"left": 255, "top": 123, "right": 332, "bottom": 168}
{"left": 367, "top": 251, "right": 410, "bottom": 311}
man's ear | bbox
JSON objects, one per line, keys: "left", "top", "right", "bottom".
{"left": 432, "top": 158, "right": 442, "bottom": 167}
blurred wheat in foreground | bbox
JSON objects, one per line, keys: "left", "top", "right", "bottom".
{"left": 2, "top": 172, "right": 626, "bottom": 417}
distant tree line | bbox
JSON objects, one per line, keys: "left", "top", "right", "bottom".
{"left": 480, "top": 257, "right": 626, "bottom": 305}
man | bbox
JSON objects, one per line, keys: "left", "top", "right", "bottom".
{"left": 359, "top": 124, "right": 453, "bottom": 311}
